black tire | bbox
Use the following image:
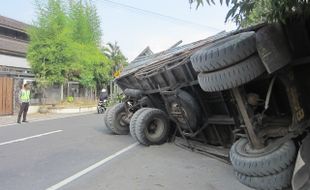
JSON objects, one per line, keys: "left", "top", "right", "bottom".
{"left": 107, "top": 103, "right": 129, "bottom": 135}
{"left": 230, "top": 138, "right": 296, "bottom": 177}
{"left": 129, "top": 108, "right": 149, "bottom": 140}
{"left": 166, "top": 90, "right": 201, "bottom": 130}
{"left": 198, "top": 55, "right": 265, "bottom": 92}
{"left": 124, "top": 88, "right": 144, "bottom": 98}
{"left": 235, "top": 165, "right": 294, "bottom": 190}
{"left": 97, "top": 107, "right": 105, "bottom": 114}
{"left": 135, "top": 108, "right": 170, "bottom": 146}
{"left": 191, "top": 32, "right": 256, "bottom": 72}
{"left": 103, "top": 107, "right": 112, "bottom": 131}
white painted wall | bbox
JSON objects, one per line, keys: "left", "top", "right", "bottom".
{"left": 0, "top": 54, "right": 30, "bottom": 68}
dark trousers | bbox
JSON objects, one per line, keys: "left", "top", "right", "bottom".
{"left": 17, "top": 102, "right": 29, "bottom": 122}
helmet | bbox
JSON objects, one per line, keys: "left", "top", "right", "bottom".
{"left": 101, "top": 88, "right": 107, "bottom": 92}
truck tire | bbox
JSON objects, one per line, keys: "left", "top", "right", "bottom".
{"left": 198, "top": 55, "right": 265, "bottom": 92}
{"left": 135, "top": 108, "right": 170, "bottom": 146}
{"left": 129, "top": 108, "right": 149, "bottom": 140}
{"left": 230, "top": 138, "right": 296, "bottom": 176}
{"left": 107, "top": 103, "right": 129, "bottom": 135}
{"left": 166, "top": 90, "right": 201, "bottom": 131}
{"left": 235, "top": 165, "right": 294, "bottom": 190}
{"left": 124, "top": 88, "right": 144, "bottom": 98}
{"left": 103, "top": 107, "right": 112, "bottom": 131}
{"left": 190, "top": 32, "right": 256, "bottom": 72}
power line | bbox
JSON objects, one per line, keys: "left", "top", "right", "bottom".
{"left": 97, "top": 0, "right": 221, "bottom": 31}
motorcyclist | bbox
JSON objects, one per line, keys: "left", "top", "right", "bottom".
{"left": 99, "top": 88, "right": 108, "bottom": 102}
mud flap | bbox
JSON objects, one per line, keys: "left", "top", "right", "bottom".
{"left": 292, "top": 135, "right": 310, "bottom": 190}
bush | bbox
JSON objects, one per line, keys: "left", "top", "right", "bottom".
{"left": 67, "top": 96, "right": 74, "bottom": 103}
{"left": 106, "top": 93, "right": 125, "bottom": 107}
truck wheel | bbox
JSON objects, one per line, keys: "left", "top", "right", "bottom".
{"left": 167, "top": 90, "right": 201, "bottom": 130}
{"left": 98, "top": 107, "right": 105, "bottom": 114}
{"left": 129, "top": 108, "right": 149, "bottom": 140}
{"left": 230, "top": 138, "right": 296, "bottom": 176}
{"left": 190, "top": 32, "right": 256, "bottom": 72}
{"left": 198, "top": 55, "right": 265, "bottom": 92}
{"left": 235, "top": 165, "right": 294, "bottom": 190}
{"left": 103, "top": 107, "right": 112, "bottom": 131}
{"left": 135, "top": 108, "right": 170, "bottom": 146}
{"left": 107, "top": 103, "right": 129, "bottom": 135}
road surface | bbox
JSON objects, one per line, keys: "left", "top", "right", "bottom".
{"left": 0, "top": 114, "right": 252, "bottom": 190}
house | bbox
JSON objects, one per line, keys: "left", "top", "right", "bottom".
{"left": 0, "top": 15, "right": 33, "bottom": 78}
{"left": 0, "top": 15, "right": 34, "bottom": 116}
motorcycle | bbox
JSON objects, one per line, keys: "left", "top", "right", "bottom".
{"left": 97, "top": 99, "right": 107, "bottom": 114}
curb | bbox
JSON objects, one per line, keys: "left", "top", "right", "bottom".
{"left": 0, "top": 112, "right": 95, "bottom": 128}
{"left": 48, "top": 106, "right": 97, "bottom": 114}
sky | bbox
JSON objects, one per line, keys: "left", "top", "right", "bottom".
{"left": 0, "top": 0, "right": 236, "bottom": 61}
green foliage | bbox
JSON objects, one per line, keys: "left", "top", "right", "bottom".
{"left": 27, "top": 0, "right": 111, "bottom": 89}
{"left": 106, "top": 93, "right": 125, "bottom": 107}
{"left": 27, "top": 0, "right": 70, "bottom": 86}
{"left": 189, "top": 0, "right": 310, "bottom": 27}
{"left": 102, "top": 42, "right": 127, "bottom": 75}
{"left": 67, "top": 96, "right": 74, "bottom": 103}
{"left": 68, "top": 0, "right": 101, "bottom": 46}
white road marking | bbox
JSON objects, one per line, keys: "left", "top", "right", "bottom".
{"left": 0, "top": 130, "right": 63, "bottom": 146}
{"left": 46, "top": 142, "right": 139, "bottom": 190}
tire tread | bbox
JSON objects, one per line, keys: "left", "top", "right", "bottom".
{"left": 107, "top": 103, "right": 129, "bottom": 135}
{"left": 129, "top": 108, "right": 149, "bottom": 140}
{"left": 191, "top": 32, "right": 256, "bottom": 72}
{"left": 230, "top": 138, "right": 296, "bottom": 176}
{"left": 198, "top": 55, "right": 265, "bottom": 92}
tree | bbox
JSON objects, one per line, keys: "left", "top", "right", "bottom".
{"left": 27, "top": 0, "right": 111, "bottom": 90}
{"left": 102, "top": 42, "right": 127, "bottom": 75}
{"left": 68, "top": 0, "right": 101, "bottom": 46}
{"left": 189, "top": 0, "right": 310, "bottom": 27}
{"left": 67, "top": 0, "right": 110, "bottom": 88}
{"left": 28, "top": 0, "right": 71, "bottom": 85}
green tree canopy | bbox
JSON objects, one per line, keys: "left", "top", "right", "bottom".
{"left": 190, "top": 0, "right": 310, "bottom": 27}
{"left": 27, "top": 0, "right": 111, "bottom": 89}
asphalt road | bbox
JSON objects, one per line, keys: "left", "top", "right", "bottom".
{"left": 0, "top": 114, "right": 252, "bottom": 190}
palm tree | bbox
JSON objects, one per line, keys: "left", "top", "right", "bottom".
{"left": 102, "top": 41, "right": 127, "bottom": 74}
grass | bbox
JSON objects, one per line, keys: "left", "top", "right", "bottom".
{"left": 53, "top": 98, "right": 97, "bottom": 108}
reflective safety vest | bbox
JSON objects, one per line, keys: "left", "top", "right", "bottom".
{"left": 20, "top": 89, "right": 30, "bottom": 102}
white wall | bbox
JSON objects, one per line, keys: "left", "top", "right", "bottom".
{"left": 0, "top": 54, "right": 29, "bottom": 68}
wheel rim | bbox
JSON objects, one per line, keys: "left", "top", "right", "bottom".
{"left": 145, "top": 117, "right": 165, "bottom": 141}
{"left": 178, "top": 107, "right": 188, "bottom": 124}
{"left": 117, "top": 112, "right": 128, "bottom": 129}
{"left": 238, "top": 139, "right": 284, "bottom": 157}
{"left": 170, "top": 103, "right": 188, "bottom": 124}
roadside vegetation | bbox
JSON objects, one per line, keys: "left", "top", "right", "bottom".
{"left": 190, "top": 0, "right": 310, "bottom": 27}
{"left": 27, "top": 0, "right": 127, "bottom": 96}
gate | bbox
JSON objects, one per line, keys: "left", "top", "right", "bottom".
{"left": 0, "top": 77, "right": 13, "bottom": 116}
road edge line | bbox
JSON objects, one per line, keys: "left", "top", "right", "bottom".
{"left": 46, "top": 142, "right": 139, "bottom": 190}
{"left": 0, "top": 130, "right": 63, "bottom": 146}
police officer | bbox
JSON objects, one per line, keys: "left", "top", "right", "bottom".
{"left": 17, "top": 83, "right": 31, "bottom": 124}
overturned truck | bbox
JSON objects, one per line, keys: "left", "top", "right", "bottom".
{"left": 103, "top": 21, "right": 310, "bottom": 190}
